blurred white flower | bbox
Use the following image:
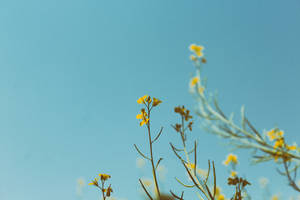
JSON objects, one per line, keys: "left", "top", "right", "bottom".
{"left": 157, "top": 165, "right": 167, "bottom": 181}
{"left": 76, "top": 177, "right": 86, "bottom": 197}
{"left": 196, "top": 168, "right": 208, "bottom": 177}
{"left": 136, "top": 157, "right": 146, "bottom": 168}
{"left": 258, "top": 177, "right": 269, "bottom": 188}
{"left": 141, "top": 177, "right": 153, "bottom": 187}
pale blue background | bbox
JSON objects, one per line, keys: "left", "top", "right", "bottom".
{"left": 0, "top": 0, "right": 300, "bottom": 199}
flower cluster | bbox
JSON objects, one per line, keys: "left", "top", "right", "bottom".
{"left": 89, "top": 173, "right": 113, "bottom": 199}
{"left": 190, "top": 77, "right": 199, "bottom": 88}
{"left": 223, "top": 153, "right": 238, "bottom": 166}
{"left": 189, "top": 44, "right": 206, "bottom": 64}
{"left": 136, "top": 95, "right": 162, "bottom": 127}
{"left": 172, "top": 106, "right": 193, "bottom": 144}
{"left": 267, "top": 128, "right": 297, "bottom": 150}
{"left": 136, "top": 108, "right": 149, "bottom": 126}
{"left": 266, "top": 128, "right": 297, "bottom": 161}
{"left": 174, "top": 106, "right": 193, "bottom": 122}
{"left": 227, "top": 177, "right": 251, "bottom": 200}
{"left": 214, "top": 187, "right": 225, "bottom": 200}
{"left": 223, "top": 154, "right": 239, "bottom": 185}
{"left": 189, "top": 42, "right": 300, "bottom": 196}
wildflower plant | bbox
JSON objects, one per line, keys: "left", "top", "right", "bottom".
{"left": 188, "top": 43, "right": 300, "bottom": 193}
{"left": 89, "top": 173, "right": 113, "bottom": 200}
{"left": 135, "top": 95, "right": 165, "bottom": 200}
{"left": 87, "top": 43, "right": 300, "bottom": 200}
{"left": 170, "top": 105, "right": 218, "bottom": 200}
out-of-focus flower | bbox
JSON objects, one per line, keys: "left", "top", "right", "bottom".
{"left": 271, "top": 194, "right": 279, "bottom": 200}
{"left": 141, "top": 178, "right": 153, "bottom": 187}
{"left": 214, "top": 186, "right": 221, "bottom": 196}
{"left": 189, "top": 77, "right": 199, "bottom": 88}
{"left": 157, "top": 165, "right": 167, "bottom": 181}
{"left": 136, "top": 157, "right": 146, "bottom": 168}
{"left": 223, "top": 153, "right": 238, "bottom": 166}
{"left": 274, "top": 138, "right": 285, "bottom": 149}
{"left": 259, "top": 177, "right": 269, "bottom": 188}
{"left": 273, "top": 151, "right": 283, "bottom": 162}
{"left": 217, "top": 194, "right": 225, "bottom": 200}
{"left": 230, "top": 171, "right": 237, "bottom": 177}
{"left": 267, "top": 129, "right": 284, "bottom": 141}
{"left": 185, "top": 163, "right": 195, "bottom": 169}
{"left": 196, "top": 168, "right": 208, "bottom": 177}
{"left": 77, "top": 178, "right": 85, "bottom": 187}
{"left": 189, "top": 44, "right": 204, "bottom": 57}
{"left": 287, "top": 144, "right": 297, "bottom": 151}
{"left": 76, "top": 177, "right": 86, "bottom": 197}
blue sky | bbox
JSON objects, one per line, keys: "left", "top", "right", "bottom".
{"left": 0, "top": 0, "right": 300, "bottom": 199}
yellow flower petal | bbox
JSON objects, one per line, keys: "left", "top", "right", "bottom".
{"left": 137, "top": 95, "right": 148, "bottom": 104}
{"left": 223, "top": 153, "right": 238, "bottom": 166}
{"left": 230, "top": 171, "right": 237, "bottom": 177}
{"left": 189, "top": 44, "right": 204, "bottom": 57}
{"left": 99, "top": 173, "right": 111, "bottom": 181}
{"left": 287, "top": 145, "right": 297, "bottom": 151}
{"left": 190, "top": 77, "right": 199, "bottom": 88}
{"left": 136, "top": 113, "right": 143, "bottom": 119}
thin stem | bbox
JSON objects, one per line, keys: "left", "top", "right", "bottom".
{"left": 101, "top": 181, "right": 106, "bottom": 200}
{"left": 147, "top": 105, "right": 161, "bottom": 199}
{"left": 139, "top": 179, "right": 154, "bottom": 200}
{"left": 283, "top": 160, "right": 300, "bottom": 192}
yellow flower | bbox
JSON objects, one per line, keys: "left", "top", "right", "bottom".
{"left": 223, "top": 153, "right": 238, "bottom": 166}
{"left": 137, "top": 95, "right": 151, "bottom": 104}
{"left": 189, "top": 44, "right": 204, "bottom": 57}
{"left": 274, "top": 138, "right": 285, "bottom": 149}
{"left": 99, "top": 173, "right": 111, "bottom": 181}
{"left": 140, "top": 118, "right": 149, "bottom": 126}
{"left": 287, "top": 145, "right": 297, "bottom": 151}
{"left": 190, "top": 77, "right": 199, "bottom": 88}
{"left": 136, "top": 108, "right": 149, "bottom": 126}
{"left": 196, "top": 168, "right": 208, "bottom": 177}
{"left": 273, "top": 151, "right": 282, "bottom": 162}
{"left": 214, "top": 186, "right": 221, "bottom": 196}
{"left": 230, "top": 171, "right": 237, "bottom": 177}
{"left": 88, "top": 178, "right": 99, "bottom": 186}
{"left": 186, "top": 163, "right": 196, "bottom": 169}
{"left": 152, "top": 97, "right": 162, "bottom": 107}
{"left": 267, "top": 129, "right": 284, "bottom": 141}
{"left": 271, "top": 195, "right": 279, "bottom": 200}
{"left": 217, "top": 194, "right": 225, "bottom": 200}
{"left": 190, "top": 55, "right": 198, "bottom": 61}
{"left": 141, "top": 178, "right": 153, "bottom": 187}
